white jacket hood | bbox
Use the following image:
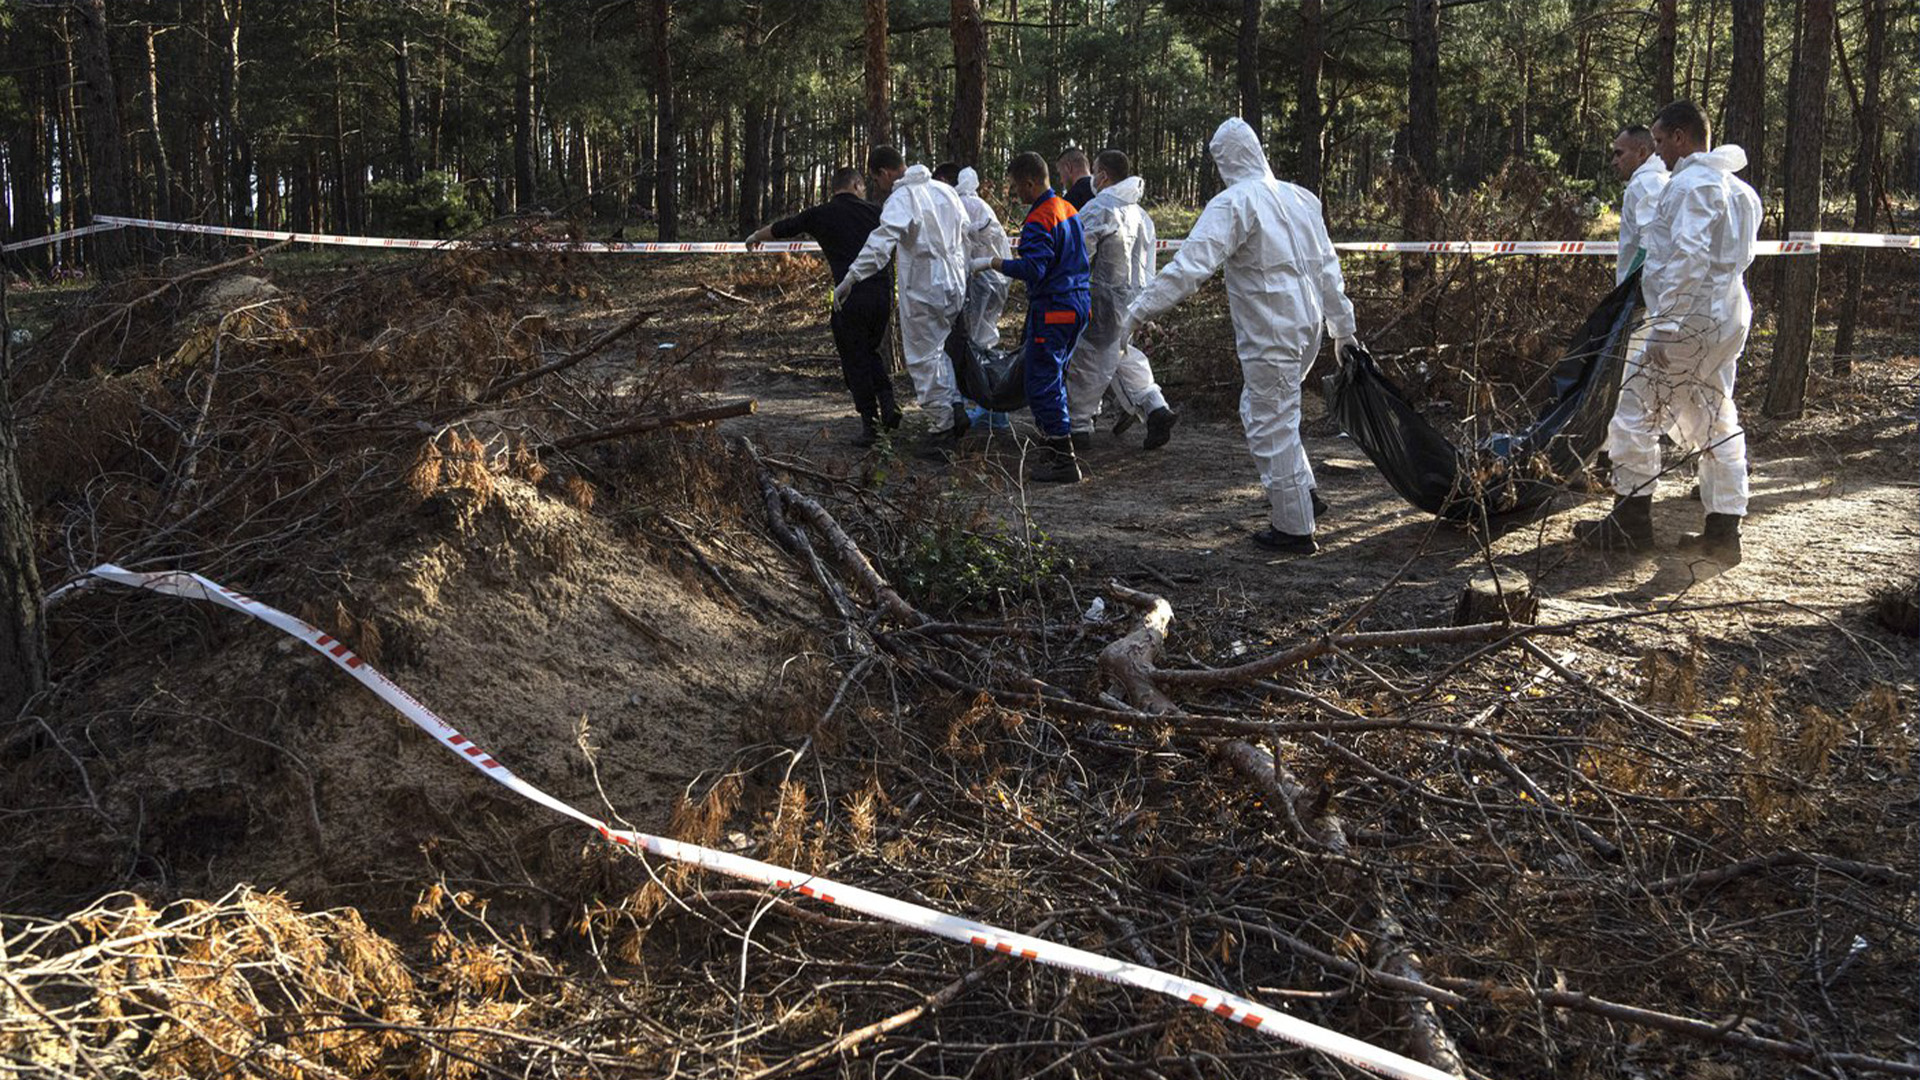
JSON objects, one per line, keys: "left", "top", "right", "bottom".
{"left": 1210, "top": 117, "right": 1274, "bottom": 186}
{"left": 1684, "top": 144, "right": 1749, "bottom": 174}
{"left": 897, "top": 163, "right": 934, "bottom": 188}
{"left": 1101, "top": 176, "right": 1145, "bottom": 206}
{"left": 956, "top": 167, "right": 980, "bottom": 197}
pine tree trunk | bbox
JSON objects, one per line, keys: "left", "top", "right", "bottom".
{"left": 396, "top": 35, "right": 418, "bottom": 183}
{"left": 1653, "top": 0, "right": 1676, "bottom": 104}
{"left": 71, "top": 0, "right": 130, "bottom": 269}
{"left": 1832, "top": 0, "right": 1885, "bottom": 374}
{"left": 1236, "top": 0, "right": 1261, "bottom": 142}
{"left": 514, "top": 0, "right": 536, "bottom": 210}
{"left": 0, "top": 274, "right": 47, "bottom": 723}
{"left": 1401, "top": 0, "right": 1439, "bottom": 294}
{"left": 946, "top": 0, "right": 987, "bottom": 168}
{"left": 652, "top": 0, "right": 677, "bottom": 240}
{"left": 142, "top": 23, "right": 172, "bottom": 225}
{"left": 4, "top": 21, "right": 52, "bottom": 274}
{"left": 1724, "top": 0, "right": 1765, "bottom": 188}
{"left": 1765, "top": 0, "right": 1834, "bottom": 420}
{"left": 221, "top": 0, "right": 249, "bottom": 226}
{"left": 864, "top": 0, "right": 891, "bottom": 152}
{"left": 1294, "top": 0, "right": 1323, "bottom": 192}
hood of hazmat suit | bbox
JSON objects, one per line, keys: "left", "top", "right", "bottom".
{"left": 1639, "top": 144, "right": 1760, "bottom": 342}
{"left": 1126, "top": 117, "right": 1355, "bottom": 361}
{"left": 954, "top": 166, "right": 1012, "bottom": 352}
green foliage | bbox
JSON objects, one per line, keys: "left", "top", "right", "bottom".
{"left": 367, "top": 172, "right": 488, "bottom": 237}
{"left": 893, "top": 513, "right": 1068, "bottom": 615}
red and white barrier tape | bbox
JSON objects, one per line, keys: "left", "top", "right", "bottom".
{"left": 74, "top": 562, "right": 1453, "bottom": 1080}
{"left": 0, "top": 222, "right": 124, "bottom": 253}
{"left": 17, "top": 216, "right": 1912, "bottom": 258}
{"left": 1788, "top": 229, "right": 1920, "bottom": 250}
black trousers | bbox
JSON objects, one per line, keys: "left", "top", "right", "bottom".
{"left": 832, "top": 286, "right": 898, "bottom": 422}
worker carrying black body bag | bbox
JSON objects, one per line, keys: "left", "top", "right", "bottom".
{"left": 1323, "top": 269, "right": 1645, "bottom": 524}
{"left": 943, "top": 314, "right": 1029, "bottom": 412}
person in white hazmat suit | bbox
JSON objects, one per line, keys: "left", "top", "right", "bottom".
{"left": 1124, "top": 118, "right": 1357, "bottom": 556}
{"left": 1577, "top": 100, "right": 1759, "bottom": 564}
{"left": 838, "top": 146, "right": 973, "bottom": 452}
{"left": 933, "top": 162, "right": 1015, "bottom": 432}
{"left": 1611, "top": 125, "right": 1668, "bottom": 285}
{"left": 1065, "top": 149, "right": 1177, "bottom": 452}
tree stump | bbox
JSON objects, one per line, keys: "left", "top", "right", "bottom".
{"left": 1453, "top": 567, "right": 1537, "bottom": 626}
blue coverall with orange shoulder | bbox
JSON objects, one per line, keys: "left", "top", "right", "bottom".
{"left": 993, "top": 188, "right": 1091, "bottom": 438}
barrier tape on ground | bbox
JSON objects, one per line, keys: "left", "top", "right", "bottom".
{"left": 77, "top": 562, "right": 1452, "bottom": 1080}
{"left": 17, "top": 216, "right": 1907, "bottom": 259}
{"left": 0, "top": 222, "right": 124, "bottom": 253}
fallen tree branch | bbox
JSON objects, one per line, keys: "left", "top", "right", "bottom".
{"left": 747, "top": 955, "right": 1016, "bottom": 1079}
{"left": 479, "top": 307, "right": 654, "bottom": 402}
{"left": 549, "top": 399, "right": 755, "bottom": 451}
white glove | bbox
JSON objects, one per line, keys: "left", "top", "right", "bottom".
{"left": 969, "top": 255, "right": 996, "bottom": 274}
{"left": 832, "top": 277, "right": 853, "bottom": 309}
{"left": 1335, "top": 334, "right": 1359, "bottom": 355}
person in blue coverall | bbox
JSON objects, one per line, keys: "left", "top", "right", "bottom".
{"left": 973, "top": 151, "right": 1092, "bottom": 482}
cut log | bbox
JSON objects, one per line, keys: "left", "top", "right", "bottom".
{"left": 1453, "top": 567, "right": 1536, "bottom": 626}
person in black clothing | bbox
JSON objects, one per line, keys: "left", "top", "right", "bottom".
{"left": 1057, "top": 147, "right": 1095, "bottom": 210}
{"left": 747, "top": 166, "right": 901, "bottom": 446}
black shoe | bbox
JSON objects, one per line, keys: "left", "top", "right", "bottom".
{"left": 1029, "top": 436, "right": 1084, "bottom": 483}
{"left": 1310, "top": 489, "right": 1328, "bottom": 519}
{"left": 1574, "top": 495, "right": 1654, "bottom": 552}
{"left": 881, "top": 410, "right": 904, "bottom": 432}
{"left": 1676, "top": 512, "right": 1742, "bottom": 565}
{"left": 1112, "top": 410, "right": 1137, "bottom": 436}
{"left": 917, "top": 404, "right": 971, "bottom": 460}
{"left": 1070, "top": 430, "right": 1093, "bottom": 453}
{"left": 1252, "top": 528, "right": 1317, "bottom": 555}
{"left": 1143, "top": 407, "right": 1178, "bottom": 450}
{"left": 850, "top": 419, "right": 880, "bottom": 448}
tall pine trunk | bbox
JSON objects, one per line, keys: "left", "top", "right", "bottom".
{"left": 864, "top": 0, "right": 891, "bottom": 152}
{"left": 220, "top": 0, "right": 249, "bottom": 226}
{"left": 1653, "top": 0, "right": 1676, "bottom": 104}
{"left": 1765, "top": 0, "right": 1834, "bottom": 420}
{"left": 946, "top": 0, "right": 986, "bottom": 167}
{"left": 72, "top": 0, "right": 130, "bottom": 269}
{"left": 1832, "top": 0, "right": 1885, "bottom": 374}
{"left": 1236, "top": 0, "right": 1261, "bottom": 142}
{"left": 1401, "top": 0, "right": 1439, "bottom": 294}
{"left": 0, "top": 274, "right": 47, "bottom": 722}
{"left": 652, "top": 0, "right": 677, "bottom": 240}
{"left": 514, "top": 0, "right": 536, "bottom": 209}
{"left": 1724, "top": 0, "right": 1765, "bottom": 188}
{"left": 396, "top": 36, "right": 418, "bottom": 183}
{"left": 141, "top": 24, "right": 172, "bottom": 224}
{"left": 1294, "top": 0, "right": 1323, "bottom": 191}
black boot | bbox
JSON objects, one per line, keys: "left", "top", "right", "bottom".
{"left": 850, "top": 417, "right": 881, "bottom": 448}
{"left": 1677, "top": 512, "right": 1742, "bottom": 564}
{"left": 1143, "top": 406, "right": 1178, "bottom": 450}
{"left": 916, "top": 403, "right": 971, "bottom": 460}
{"left": 1252, "top": 528, "right": 1317, "bottom": 555}
{"left": 1310, "top": 489, "right": 1328, "bottom": 519}
{"left": 1112, "top": 411, "right": 1137, "bottom": 436}
{"left": 1070, "top": 430, "right": 1093, "bottom": 453}
{"left": 1029, "top": 436, "right": 1084, "bottom": 483}
{"left": 1573, "top": 495, "right": 1654, "bottom": 553}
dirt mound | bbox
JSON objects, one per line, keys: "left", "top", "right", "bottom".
{"left": 4, "top": 251, "right": 798, "bottom": 919}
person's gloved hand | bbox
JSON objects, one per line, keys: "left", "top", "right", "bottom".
{"left": 742, "top": 234, "right": 763, "bottom": 252}
{"left": 969, "top": 255, "right": 996, "bottom": 274}
{"left": 1335, "top": 334, "right": 1359, "bottom": 356}
{"left": 831, "top": 276, "right": 853, "bottom": 310}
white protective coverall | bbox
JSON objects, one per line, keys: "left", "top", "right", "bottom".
{"left": 843, "top": 165, "right": 971, "bottom": 427}
{"left": 1617, "top": 155, "right": 1670, "bottom": 285}
{"left": 1605, "top": 145, "right": 1760, "bottom": 516}
{"left": 1065, "top": 175, "right": 1169, "bottom": 434}
{"left": 954, "top": 168, "right": 1011, "bottom": 352}
{"left": 1125, "top": 118, "right": 1355, "bottom": 535}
